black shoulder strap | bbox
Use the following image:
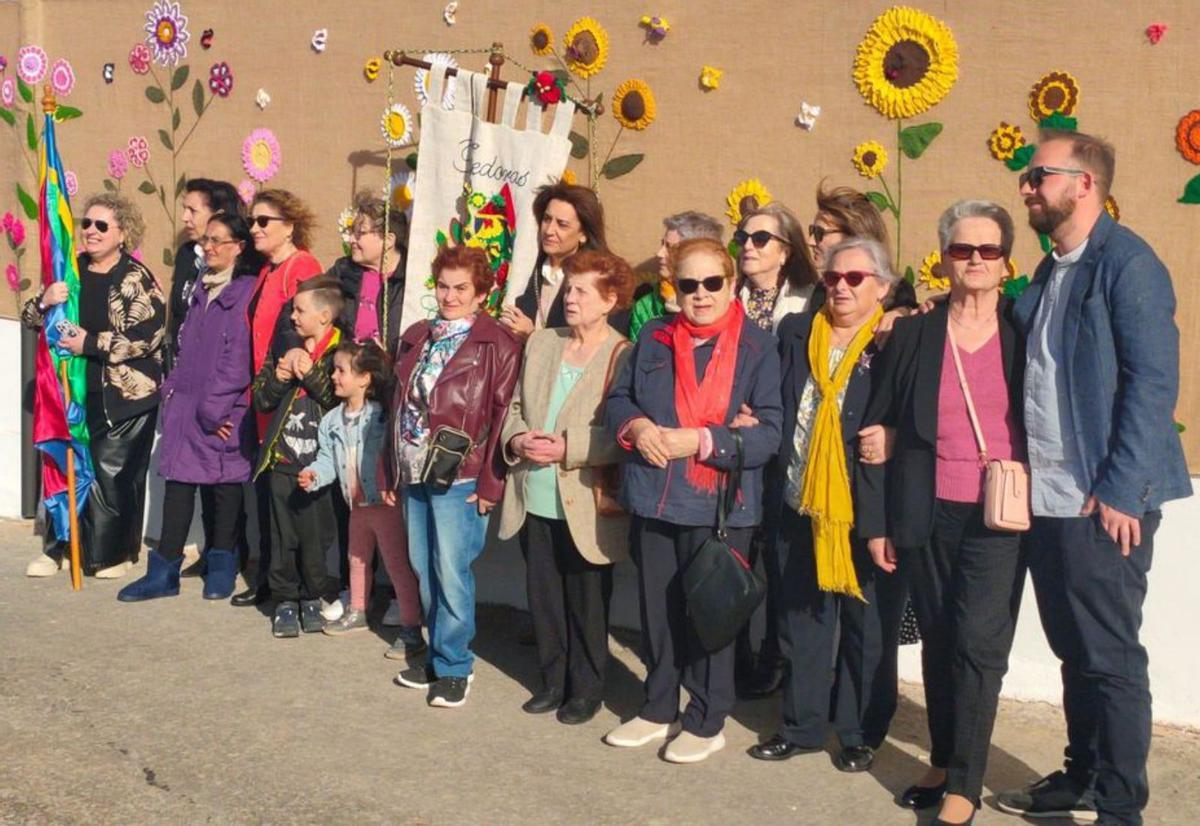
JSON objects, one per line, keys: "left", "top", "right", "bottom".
{"left": 715, "top": 430, "right": 744, "bottom": 538}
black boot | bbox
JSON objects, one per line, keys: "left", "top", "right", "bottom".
{"left": 117, "top": 551, "right": 182, "bottom": 602}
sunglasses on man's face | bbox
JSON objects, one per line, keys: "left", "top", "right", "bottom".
{"left": 808, "top": 224, "right": 842, "bottom": 245}
{"left": 251, "top": 215, "right": 286, "bottom": 229}
{"left": 1018, "top": 165, "right": 1086, "bottom": 190}
{"left": 80, "top": 218, "right": 110, "bottom": 233}
{"left": 945, "top": 243, "right": 1005, "bottom": 261}
{"left": 676, "top": 275, "right": 727, "bottom": 295}
{"left": 821, "top": 270, "right": 873, "bottom": 289}
{"left": 733, "top": 229, "right": 790, "bottom": 249}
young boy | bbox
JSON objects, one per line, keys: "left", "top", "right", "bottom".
{"left": 252, "top": 276, "right": 345, "bottom": 638}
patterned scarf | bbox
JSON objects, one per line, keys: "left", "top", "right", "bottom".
{"left": 799, "top": 304, "right": 882, "bottom": 600}
{"left": 400, "top": 314, "right": 476, "bottom": 447}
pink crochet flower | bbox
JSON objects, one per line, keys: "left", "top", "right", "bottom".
{"left": 16, "top": 45, "right": 48, "bottom": 84}
{"left": 64, "top": 171, "right": 78, "bottom": 197}
{"left": 208, "top": 62, "right": 233, "bottom": 97}
{"left": 1146, "top": 23, "right": 1167, "bottom": 44}
{"left": 107, "top": 149, "right": 129, "bottom": 180}
{"left": 5, "top": 264, "right": 19, "bottom": 292}
{"left": 1, "top": 78, "right": 14, "bottom": 108}
{"left": 50, "top": 58, "right": 76, "bottom": 96}
{"left": 241, "top": 128, "right": 281, "bottom": 183}
{"left": 8, "top": 218, "right": 26, "bottom": 247}
{"left": 237, "top": 179, "right": 256, "bottom": 205}
{"left": 129, "top": 43, "right": 152, "bottom": 75}
{"left": 127, "top": 135, "right": 151, "bottom": 169}
{"left": 1, "top": 213, "right": 14, "bottom": 233}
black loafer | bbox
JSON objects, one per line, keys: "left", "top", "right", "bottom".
{"left": 899, "top": 781, "right": 947, "bottom": 809}
{"left": 556, "top": 697, "right": 602, "bottom": 725}
{"left": 835, "top": 745, "right": 876, "bottom": 773}
{"left": 231, "top": 585, "right": 269, "bottom": 607}
{"left": 748, "top": 735, "right": 820, "bottom": 761}
{"left": 521, "top": 688, "right": 564, "bottom": 714}
{"left": 180, "top": 555, "right": 206, "bottom": 578}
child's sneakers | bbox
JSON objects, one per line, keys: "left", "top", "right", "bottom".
{"left": 428, "top": 675, "right": 473, "bottom": 708}
{"left": 323, "top": 608, "right": 368, "bottom": 636}
{"left": 384, "top": 625, "right": 428, "bottom": 661}
{"left": 394, "top": 663, "right": 437, "bottom": 689}
{"left": 381, "top": 598, "right": 402, "bottom": 627}
{"left": 299, "top": 599, "right": 325, "bottom": 633}
{"left": 272, "top": 601, "right": 300, "bottom": 638}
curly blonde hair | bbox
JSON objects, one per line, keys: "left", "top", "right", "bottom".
{"left": 82, "top": 192, "right": 145, "bottom": 251}
{"left": 252, "top": 189, "right": 317, "bottom": 251}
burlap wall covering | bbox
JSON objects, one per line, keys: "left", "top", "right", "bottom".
{"left": 3, "top": 1, "right": 1198, "bottom": 465}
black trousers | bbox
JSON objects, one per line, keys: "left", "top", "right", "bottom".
{"left": 520, "top": 514, "right": 613, "bottom": 702}
{"left": 267, "top": 469, "right": 337, "bottom": 603}
{"left": 157, "top": 480, "right": 244, "bottom": 561}
{"left": 1027, "top": 512, "right": 1160, "bottom": 826}
{"left": 904, "top": 500, "right": 1025, "bottom": 799}
{"left": 242, "top": 475, "right": 272, "bottom": 584}
{"left": 633, "top": 516, "right": 751, "bottom": 738}
{"left": 47, "top": 406, "right": 157, "bottom": 571}
{"left": 775, "top": 508, "right": 905, "bottom": 749}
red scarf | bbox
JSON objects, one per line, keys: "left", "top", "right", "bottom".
{"left": 670, "top": 300, "right": 744, "bottom": 493}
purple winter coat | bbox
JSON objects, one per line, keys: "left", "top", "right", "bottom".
{"left": 157, "top": 274, "right": 257, "bottom": 484}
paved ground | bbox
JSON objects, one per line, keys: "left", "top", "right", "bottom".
{"left": 2, "top": 518, "right": 1197, "bottom": 826}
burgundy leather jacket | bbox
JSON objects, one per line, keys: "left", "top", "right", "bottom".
{"left": 389, "top": 312, "right": 523, "bottom": 502}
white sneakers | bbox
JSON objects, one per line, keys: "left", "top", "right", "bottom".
{"left": 604, "top": 717, "right": 725, "bottom": 763}
{"left": 321, "top": 590, "right": 349, "bottom": 621}
{"left": 93, "top": 560, "right": 131, "bottom": 579}
{"left": 25, "top": 554, "right": 67, "bottom": 577}
{"left": 381, "top": 598, "right": 402, "bottom": 627}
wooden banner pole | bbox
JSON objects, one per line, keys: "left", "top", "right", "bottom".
{"left": 59, "top": 360, "right": 82, "bottom": 591}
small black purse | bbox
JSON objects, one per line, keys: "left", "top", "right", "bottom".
{"left": 420, "top": 426, "right": 473, "bottom": 492}
{"left": 681, "top": 431, "right": 766, "bottom": 654}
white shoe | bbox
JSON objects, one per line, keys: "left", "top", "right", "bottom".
{"left": 320, "top": 593, "right": 347, "bottom": 622}
{"left": 94, "top": 561, "right": 131, "bottom": 579}
{"left": 381, "top": 598, "right": 402, "bottom": 627}
{"left": 663, "top": 731, "right": 726, "bottom": 764}
{"left": 604, "top": 717, "right": 683, "bottom": 748}
{"left": 25, "top": 554, "right": 61, "bottom": 577}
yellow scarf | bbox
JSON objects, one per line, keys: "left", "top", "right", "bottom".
{"left": 800, "top": 304, "right": 883, "bottom": 600}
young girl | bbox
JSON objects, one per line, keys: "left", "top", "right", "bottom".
{"left": 299, "top": 341, "right": 424, "bottom": 656}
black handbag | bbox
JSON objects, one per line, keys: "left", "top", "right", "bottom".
{"left": 681, "top": 431, "right": 766, "bottom": 654}
{"left": 420, "top": 426, "right": 473, "bottom": 492}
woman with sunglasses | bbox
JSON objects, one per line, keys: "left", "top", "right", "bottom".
{"left": 857, "top": 201, "right": 1027, "bottom": 826}
{"left": 604, "top": 236, "right": 782, "bottom": 764}
{"left": 23, "top": 193, "right": 165, "bottom": 580}
{"left": 231, "top": 189, "right": 324, "bottom": 608}
{"left": 118, "top": 214, "right": 262, "bottom": 601}
{"left": 735, "top": 202, "right": 818, "bottom": 333}
{"left": 750, "top": 237, "right": 906, "bottom": 778}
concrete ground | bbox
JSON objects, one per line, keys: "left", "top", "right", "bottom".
{"left": 1, "top": 518, "right": 1197, "bottom": 826}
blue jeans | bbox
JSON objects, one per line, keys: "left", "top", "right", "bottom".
{"left": 405, "top": 480, "right": 488, "bottom": 678}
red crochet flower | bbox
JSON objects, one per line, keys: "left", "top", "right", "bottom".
{"left": 128, "top": 43, "right": 151, "bottom": 75}
{"left": 208, "top": 62, "right": 233, "bottom": 97}
{"left": 532, "top": 71, "right": 563, "bottom": 105}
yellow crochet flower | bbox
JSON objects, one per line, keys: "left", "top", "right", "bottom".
{"left": 1029, "top": 71, "right": 1080, "bottom": 121}
{"left": 561, "top": 168, "right": 578, "bottom": 185}
{"left": 853, "top": 6, "right": 958, "bottom": 120}
{"left": 700, "top": 65, "right": 723, "bottom": 90}
{"left": 612, "top": 79, "right": 656, "bottom": 130}
{"left": 1105, "top": 195, "right": 1120, "bottom": 222}
{"left": 381, "top": 103, "right": 413, "bottom": 147}
{"left": 852, "top": 140, "right": 889, "bottom": 179}
{"left": 529, "top": 23, "right": 554, "bottom": 56}
{"left": 563, "top": 17, "right": 609, "bottom": 78}
{"left": 363, "top": 57, "right": 382, "bottom": 82}
{"left": 917, "top": 250, "right": 949, "bottom": 292}
{"left": 725, "top": 178, "right": 772, "bottom": 225}
{"left": 997, "top": 257, "right": 1020, "bottom": 292}
{"left": 988, "top": 122, "right": 1025, "bottom": 161}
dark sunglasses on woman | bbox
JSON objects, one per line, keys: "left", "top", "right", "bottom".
{"left": 807, "top": 224, "right": 842, "bottom": 245}
{"left": 733, "top": 229, "right": 790, "bottom": 249}
{"left": 80, "top": 218, "right": 110, "bottom": 233}
{"left": 676, "top": 275, "right": 727, "bottom": 295}
{"left": 945, "top": 243, "right": 1005, "bottom": 261}
{"left": 251, "top": 215, "right": 286, "bottom": 229}
{"left": 821, "top": 270, "right": 872, "bottom": 288}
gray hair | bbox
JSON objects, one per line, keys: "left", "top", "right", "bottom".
{"left": 824, "top": 237, "right": 898, "bottom": 285}
{"left": 663, "top": 210, "right": 723, "bottom": 242}
{"left": 936, "top": 199, "right": 1014, "bottom": 256}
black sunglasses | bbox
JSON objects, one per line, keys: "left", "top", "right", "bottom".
{"left": 251, "top": 215, "right": 287, "bottom": 228}
{"left": 80, "top": 218, "right": 110, "bottom": 233}
{"left": 676, "top": 275, "right": 727, "bottom": 295}
{"left": 807, "top": 224, "right": 843, "bottom": 245}
{"left": 1018, "top": 165, "right": 1086, "bottom": 190}
{"left": 733, "top": 229, "right": 790, "bottom": 249}
{"left": 822, "top": 270, "right": 872, "bottom": 288}
{"left": 945, "top": 243, "right": 1005, "bottom": 261}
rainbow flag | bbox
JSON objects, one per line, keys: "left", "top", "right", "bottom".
{"left": 32, "top": 109, "right": 93, "bottom": 542}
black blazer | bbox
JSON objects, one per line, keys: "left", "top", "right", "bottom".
{"left": 855, "top": 300, "right": 1025, "bottom": 548}
{"left": 766, "top": 310, "right": 881, "bottom": 534}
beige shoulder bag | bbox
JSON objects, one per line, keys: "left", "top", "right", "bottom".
{"left": 946, "top": 321, "right": 1031, "bottom": 532}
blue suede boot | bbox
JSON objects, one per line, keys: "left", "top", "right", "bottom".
{"left": 117, "top": 551, "right": 182, "bottom": 602}
{"left": 202, "top": 549, "right": 238, "bottom": 600}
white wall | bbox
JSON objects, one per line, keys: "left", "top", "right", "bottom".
{"left": 0, "top": 320, "right": 25, "bottom": 519}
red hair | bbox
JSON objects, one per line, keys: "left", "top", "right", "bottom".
{"left": 431, "top": 245, "right": 494, "bottom": 294}
{"left": 562, "top": 250, "right": 635, "bottom": 308}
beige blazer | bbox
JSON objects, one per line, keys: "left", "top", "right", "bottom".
{"left": 498, "top": 327, "right": 631, "bottom": 565}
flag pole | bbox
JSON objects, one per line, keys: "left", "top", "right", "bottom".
{"left": 41, "top": 85, "right": 82, "bottom": 591}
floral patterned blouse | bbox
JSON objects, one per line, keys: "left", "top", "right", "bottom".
{"left": 783, "top": 346, "right": 849, "bottom": 513}
{"left": 743, "top": 285, "right": 780, "bottom": 332}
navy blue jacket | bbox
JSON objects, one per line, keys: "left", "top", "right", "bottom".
{"left": 1013, "top": 213, "right": 1191, "bottom": 515}
{"left": 605, "top": 316, "right": 782, "bottom": 528}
